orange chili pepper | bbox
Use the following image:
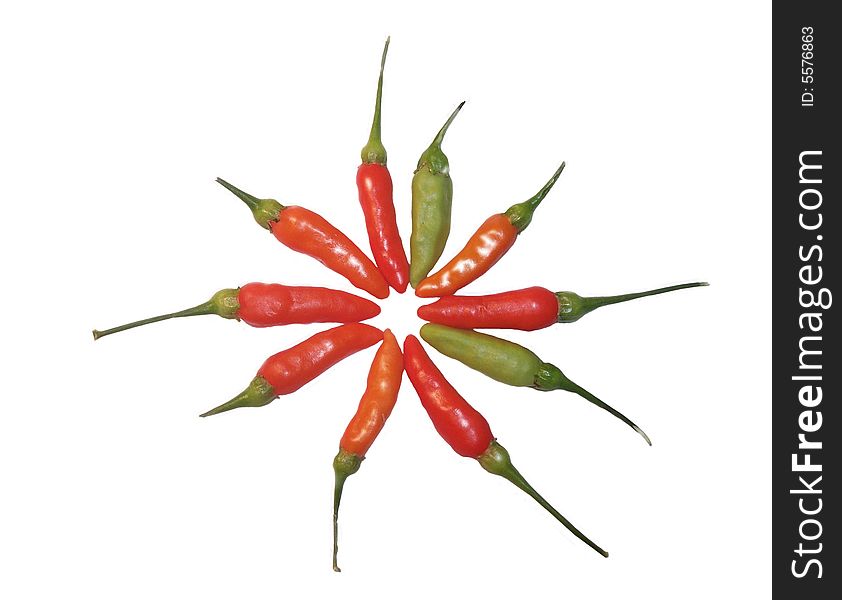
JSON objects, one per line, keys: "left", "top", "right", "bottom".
{"left": 414, "top": 162, "right": 565, "bottom": 297}
{"left": 332, "top": 329, "right": 403, "bottom": 571}
{"left": 217, "top": 178, "right": 390, "bottom": 299}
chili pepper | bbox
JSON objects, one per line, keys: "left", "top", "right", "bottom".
{"left": 409, "top": 101, "right": 465, "bottom": 288}
{"left": 199, "top": 323, "right": 383, "bottom": 417}
{"left": 419, "top": 324, "right": 650, "bottom": 444}
{"left": 418, "top": 282, "right": 708, "bottom": 330}
{"left": 217, "top": 178, "right": 390, "bottom": 299}
{"left": 92, "top": 283, "right": 381, "bottom": 340}
{"left": 332, "top": 329, "right": 403, "bottom": 572}
{"left": 414, "top": 162, "right": 565, "bottom": 298}
{"left": 357, "top": 38, "right": 409, "bottom": 293}
{"left": 403, "top": 334, "right": 608, "bottom": 557}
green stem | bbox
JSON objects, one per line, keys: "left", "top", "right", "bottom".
{"left": 216, "top": 178, "right": 283, "bottom": 230}
{"left": 478, "top": 441, "right": 608, "bottom": 558}
{"left": 332, "top": 449, "right": 363, "bottom": 572}
{"left": 535, "top": 364, "right": 651, "bottom": 445}
{"left": 556, "top": 282, "right": 709, "bottom": 323}
{"left": 361, "top": 37, "right": 390, "bottom": 165}
{"left": 92, "top": 288, "right": 239, "bottom": 340}
{"left": 572, "top": 382, "right": 651, "bottom": 446}
{"left": 504, "top": 161, "right": 566, "bottom": 232}
{"left": 199, "top": 376, "right": 276, "bottom": 418}
{"left": 584, "top": 282, "right": 709, "bottom": 312}
{"left": 432, "top": 101, "right": 465, "bottom": 149}
{"left": 417, "top": 101, "right": 465, "bottom": 175}
{"left": 216, "top": 177, "right": 260, "bottom": 211}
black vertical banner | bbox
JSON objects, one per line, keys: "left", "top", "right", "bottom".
{"left": 773, "top": 2, "right": 838, "bottom": 598}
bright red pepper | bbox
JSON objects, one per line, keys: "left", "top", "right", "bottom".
{"left": 357, "top": 38, "right": 409, "bottom": 293}
{"left": 414, "top": 162, "right": 565, "bottom": 298}
{"left": 92, "top": 283, "right": 381, "bottom": 339}
{"left": 332, "top": 329, "right": 403, "bottom": 571}
{"left": 237, "top": 283, "right": 379, "bottom": 327}
{"left": 404, "top": 335, "right": 492, "bottom": 457}
{"left": 418, "top": 282, "right": 709, "bottom": 330}
{"left": 217, "top": 178, "right": 390, "bottom": 299}
{"left": 403, "top": 335, "right": 608, "bottom": 557}
{"left": 200, "top": 324, "right": 383, "bottom": 417}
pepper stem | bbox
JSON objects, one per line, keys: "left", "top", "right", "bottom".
{"left": 417, "top": 101, "right": 465, "bottom": 176}
{"left": 360, "top": 37, "right": 390, "bottom": 165}
{"left": 332, "top": 449, "right": 363, "bottom": 572}
{"left": 556, "top": 282, "right": 709, "bottom": 323}
{"left": 92, "top": 288, "right": 240, "bottom": 340}
{"left": 478, "top": 441, "right": 608, "bottom": 557}
{"left": 216, "top": 178, "right": 284, "bottom": 230}
{"left": 505, "top": 161, "right": 566, "bottom": 233}
{"left": 535, "top": 363, "right": 651, "bottom": 445}
{"left": 199, "top": 376, "right": 276, "bottom": 418}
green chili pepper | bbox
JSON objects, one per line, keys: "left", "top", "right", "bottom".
{"left": 409, "top": 102, "right": 465, "bottom": 288}
{"left": 419, "top": 323, "right": 651, "bottom": 445}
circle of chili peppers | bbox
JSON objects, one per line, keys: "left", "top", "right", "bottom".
{"left": 93, "top": 38, "right": 707, "bottom": 571}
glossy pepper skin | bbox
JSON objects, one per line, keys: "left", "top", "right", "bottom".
{"left": 217, "top": 178, "right": 389, "bottom": 299}
{"left": 92, "top": 283, "right": 381, "bottom": 339}
{"left": 403, "top": 335, "right": 609, "bottom": 557}
{"left": 420, "top": 324, "right": 651, "bottom": 444}
{"left": 200, "top": 324, "right": 383, "bottom": 417}
{"left": 414, "top": 162, "right": 565, "bottom": 298}
{"left": 409, "top": 102, "right": 465, "bottom": 288}
{"left": 332, "top": 329, "right": 403, "bottom": 572}
{"left": 357, "top": 38, "right": 409, "bottom": 293}
{"left": 418, "top": 282, "right": 708, "bottom": 330}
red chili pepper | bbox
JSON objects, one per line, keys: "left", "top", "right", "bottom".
{"left": 403, "top": 335, "right": 608, "bottom": 557}
{"left": 414, "top": 162, "right": 565, "bottom": 298}
{"left": 217, "top": 179, "right": 390, "bottom": 299}
{"left": 200, "top": 324, "right": 383, "bottom": 417}
{"left": 418, "top": 282, "right": 709, "bottom": 330}
{"left": 92, "top": 283, "right": 380, "bottom": 339}
{"left": 237, "top": 283, "right": 380, "bottom": 327}
{"left": 357, "top": 38, "right": 409, "bottom": 293}
{"left": 332, "top": 329, "right": 403, "bottom": 571}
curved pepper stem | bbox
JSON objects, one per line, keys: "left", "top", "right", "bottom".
{"left": 535, "top": 363, "right": 651, "bottom": 446}
{"left": 92, "top": 288, "right": 240, "bottom": 340}
{"left": 332, "top": 448, "right": 363, "bottom": 572}
{"left": 417, "top": 101, "right": 465, "bottom": 176}
{"left": 477, "top": 440, "right": 608, "bottom": 557}
{"left": 361, "top": 37, "right": 390, "bottom": 165}
{"left": 216, "top": 178, "right": 284, "bottom": 230}
{"left": 555, "top": 281, "right": 709, "bottom": 323}
{"left": 504, "top": 161, "right": 565, "bottom": 233}
{"left": 199, "top": 375, "right": 276, "bottom": 418}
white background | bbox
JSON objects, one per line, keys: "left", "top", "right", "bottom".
{"left": 1, "top": 1, "right": 770, "bottom": 598}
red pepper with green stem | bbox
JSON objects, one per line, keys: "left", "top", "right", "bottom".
{"left": 418, "top": 282, "right": 709, "bottom": 330}
{"left": 414, "top": 161, "right": 566, "bottom": 297}
{"left": 200, "top": 323, "right": 383, "bottom": 418}
{"left": 332, "top": 329, "right": 403, "bottom": 572}
{"left": 217, "top": 178, "right": 390, "bottom": 299}
{"left": 92, "top": 283, "right": 380, "bottom": 339}
{"left": 403, "top": 334, "right": 608, "bottom": 557}
{"left": 357, "top": 38, "right": 409, "bottom": 293}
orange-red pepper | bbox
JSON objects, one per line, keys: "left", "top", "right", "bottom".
{"left": 332, "top": 329, "right": 403, "bottom": 571}
{"left": 414, "top": 162, "right": 565, "bottom": 297}
{"left": 217, "top": 178, "right": 390, "bottom": 299}
{"left": 200, "top": 323, "right": 383, "bottom": 417}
